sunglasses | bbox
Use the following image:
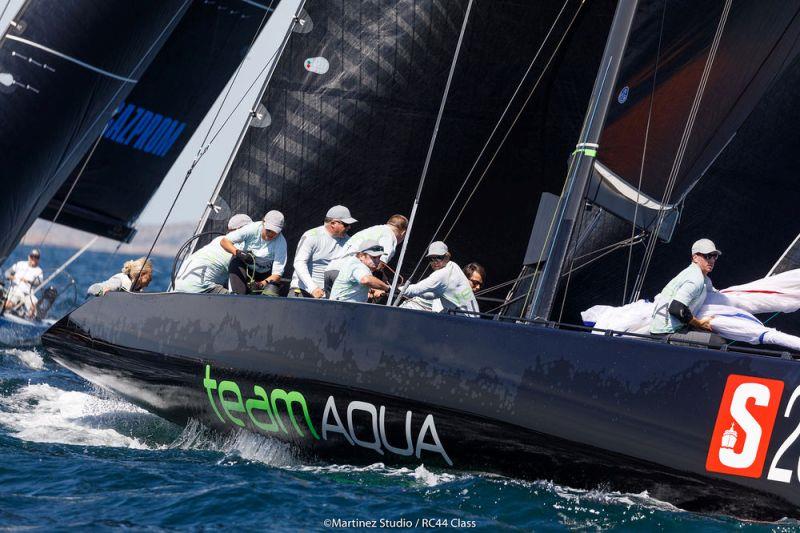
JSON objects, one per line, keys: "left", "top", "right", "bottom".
{"left": 332, "top": 220, "right": 351, "bottom": 228}
{"left": 428, "top": 255, "right": 446, "bottom": 263}
{"left": 699, "top": 252, "right": 719, "bottom": 260}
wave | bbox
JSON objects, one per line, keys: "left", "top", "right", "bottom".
{"left": 2, "top": 347, "right": 46, "bottom": 370}
{"left": 0, "top": 383, "right": 158, "bottom": 449}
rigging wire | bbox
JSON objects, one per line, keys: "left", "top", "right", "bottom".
{"left": 404, "top": 0, "right": 588, "bottom": 287}
{"left": 622, "top": 0, "right": 666, "bottom": 305}
{"left": 630, "top": 0, "right": 732, "bottom": 301}
{"left": 37, "top": 123, "right": 109, "bottom": 249}
{"left": 387, "top": 0, "right": 476, "bottom": 305}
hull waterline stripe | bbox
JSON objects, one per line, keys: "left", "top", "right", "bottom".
{"left": 5, "top": 35, "right": 138, "bottom": 83}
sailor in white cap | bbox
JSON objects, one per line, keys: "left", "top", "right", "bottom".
{"left": 223, "top": 210, "right": 288, "bottom": 295}
{"left": 3, "top": 248, "right": 44, "bottom": 317}
{"left": 323, "top": 214, "right": 408, "bottom": 295}
{"left": 650, "top": 238, "right": 720, "bottom": 335}
{"left": 328, "top": 239, "right": 391, "bottom": 303}
{"left": 289, "top": 205, "right": 355, "bottom": 298}
{"left": 398, "top": 241, "right": 479, "bottom": 317}
{"left": 227, "top": 213, "right": 252, "bottom": 231}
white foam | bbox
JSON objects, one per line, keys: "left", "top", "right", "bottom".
{"left": 170, "top": 418, "right": 295, "bottom": 467}
{"left": 4, "top": 348, "right": 45, "bottom": 370}
{"left": 294, "top": 462, "right": 462, "bottom": 487}
{"left": 0, "top": 383, "right": 150, "bottom": 449}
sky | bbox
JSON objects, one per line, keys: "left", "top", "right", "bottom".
{"left": 130, "top": 0, "right": 301, "bottom": 226}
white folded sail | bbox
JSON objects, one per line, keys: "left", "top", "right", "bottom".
{"left": 582, "top": 268, "right": 800, "bottom": 351}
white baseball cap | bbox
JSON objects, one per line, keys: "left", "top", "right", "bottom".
{"left": 227, "top": 213, "right": 252, "bottom": 231}
{"left": 326, "top": 205, "right": 357, "bottom": 224}
{"left": 426, "top": 241, "right": 449, "bottom": 257}
{"left": 262, "top": 210, "right": 285, "bottom": 233}
{"left": 692, "top": 238, "right": 721, "bottom": 256}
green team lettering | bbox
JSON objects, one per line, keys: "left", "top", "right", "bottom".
{"left": 204, "top": 365, "right": 319, "bottom": 439}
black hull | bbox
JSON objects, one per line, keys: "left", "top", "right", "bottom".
{"left": 42, "top": 293, "right": 800, "bottom": 520}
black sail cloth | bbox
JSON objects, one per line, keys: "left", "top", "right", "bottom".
{"left": 38, "top": 0, "right": 279, "bottom": 242}
{"left": 199, "top": 0, "right": 618, "bottom": 285}
{"left": 553, "top": 0, "right": 800, "bottom": 324}
{"left": 0, "top": 0, "right": 190, "bottom": 263}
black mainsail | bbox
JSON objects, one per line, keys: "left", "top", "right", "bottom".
{"left": 197, "top": 0, "right": 619, "bottom": 285}
{"left": 0, "top": 0, "right": 190, "bottom": 263}
{"left": 38, "top": 0, "right": 280, "bottom": 243}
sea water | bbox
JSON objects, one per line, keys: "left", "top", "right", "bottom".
{"left": 0, "top": 245, "right": 796, "bottom": 530}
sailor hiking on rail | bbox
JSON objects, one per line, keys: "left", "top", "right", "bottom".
{"left": 88, "top": 257, "right": 153, "bottom": 296}
{"left": 650, "top": 238, "right": 720, "bottom": 335}
{"left": 289, "top": 205, "right": 355, "bottom": 299}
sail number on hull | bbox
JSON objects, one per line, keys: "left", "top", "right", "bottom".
{"left": 706, "top": 373, "right": 800, "bottom": 484}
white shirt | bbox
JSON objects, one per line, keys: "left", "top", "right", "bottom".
{"left": 327, "top": 225, "right": 398, "bottom": 271}
{"left": 6, "top": 260, "right": 43, "bottom": 293}
{"left": 291, "top": 225, "right": 348, "bottom": 292}
{"left": 402, "top": 261, "right": 479, "bottom": 317}
{"left": 329, "top": 256, "right": 372, "bottom": 303}
{"left": 175, "top": 236, "right": 231, "bottom": 292}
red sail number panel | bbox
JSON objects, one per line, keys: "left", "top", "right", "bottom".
{"left": 706, "top": 374, "right": 784, "bottom": 478}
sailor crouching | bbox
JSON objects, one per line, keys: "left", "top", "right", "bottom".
{"left": 398, "top": 241, "right": 479, "bottom": 317}
{"left": 88, "top": 257, "right": 153, "bottom": 296}
{"left": 650, "top": 238, "right": 720, "bottom": 336}
{"left": 328, "top": 240, "right": 391, "bottom": 303}
{"left": 225, "top": 210, "right": 287, "bottom": 295}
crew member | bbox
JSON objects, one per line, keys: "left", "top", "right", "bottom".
{"left": 289, "top": 205, "right": 356, "bottom": 298}
{"left": 398, "top": 241, "right": 479, "bottom": 317}
{"left": 324, "top": 214, "right": 407, "bottom": 295}
{"left": 463, "top": 263, "right": 486, "bottom": 293}
{"left": 88, "top": 257, "right": 153, "bottom": 296}
{"left": 4, "top": 249, "right": 44, "bottom": 317}
{"left": 225, "top": 210, "right": 287, "bottom": 295}
{"left": 328, "top": 240, "right": 390, "bottom": 303}
{"left": 650, "top": 238, "right": 720, "bottom": 335}
{"left": 174, "top": 213, "right": 262, "bottom": 294}
{"left": 227, "top": 213, "right": 252, "bottom": 231}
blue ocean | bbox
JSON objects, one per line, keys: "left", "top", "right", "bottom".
{"left": 0, "top": 244, "right": 796, "bottom": 531}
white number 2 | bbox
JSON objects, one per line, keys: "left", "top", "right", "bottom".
{"left": 767, "top": 385, "right": 800, "bottom": 483}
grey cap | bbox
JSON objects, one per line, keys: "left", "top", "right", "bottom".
{"left": 691, "top": 238, "right": 721, "bottom": 256}
{"left": 326, "top": 205, "right": 357, "bottom": 224}
{"left": 29, "top": 248, "right": 41, "bottom": 257}
{"left": 426, "top": 241, "right": 448, "bottom": 257}
{"left": 227, "top": 213, "right": 252, "bottom": 231}
{"left": 356, "top": 239, "right": 384, "bottom": 257}
{"left": 262, "top": 210, "right": 285, "bottom": 234}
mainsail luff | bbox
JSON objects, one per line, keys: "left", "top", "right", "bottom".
{"left": 0, "top": 0, "right": 190, "bottom": 263}
{"left": 527, "top": 0, "right": 640, "bottom": 321}
{"left": 190, "top": 0, "right": 306, "bottom": 249}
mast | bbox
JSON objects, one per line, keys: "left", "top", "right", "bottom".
{"left": 527, "top": 0, "right": 639, "bottom": 321}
